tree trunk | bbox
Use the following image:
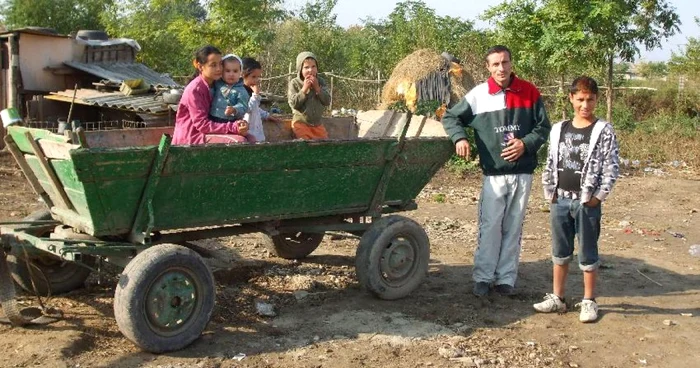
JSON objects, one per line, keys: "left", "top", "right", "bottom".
{"left": 606, "top": 54, "right": 613, "bottom": 122}
{"left": 560, "top": 74, "right": 566, "bottom": 121}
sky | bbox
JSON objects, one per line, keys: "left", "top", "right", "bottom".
{"left": 285, "top": 0, "right": 699, "bottom": 62}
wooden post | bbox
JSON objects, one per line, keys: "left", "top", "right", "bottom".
{"left": 8, "top": 34, "right": 19, "bottom": 110}
{"left": 377, "top": 70, "right": 382, "bottom": 104}
{"left": 330, "top": 74, "right": 334, "bottom": 112}
{"left": 559, "top": 75, "right": 566, "bottom": 121}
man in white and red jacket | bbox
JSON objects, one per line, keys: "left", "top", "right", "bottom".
{"left": 441, "top": 45, "right": 551, "bottom": 297}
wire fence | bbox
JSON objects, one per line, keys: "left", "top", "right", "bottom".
{"left": 260, "top": 70, "right": 388, "bottom": 111}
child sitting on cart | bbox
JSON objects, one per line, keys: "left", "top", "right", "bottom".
{"left": 209, "top": 54, "right": 255, "bottom": 143}
{"left": 241, "top": 57, "right": 282, "bottom": 142}
{"left": 287, "top": 51, "right": 331, "bottom": 140}
{"left": 172, "top": 46, "right": 252, "bottom": 145}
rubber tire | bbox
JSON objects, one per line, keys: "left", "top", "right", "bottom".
{"left": 262, "top": 232, "right": 324, "bottom": 259}
{"left": 114, "top": 244, "right": 215, "bottom": 353}
{"left": 355, "top": 215, "right": 430, "bottom": 300}
{"left": 7, "top": 212, "right": 94, "bottom": 296}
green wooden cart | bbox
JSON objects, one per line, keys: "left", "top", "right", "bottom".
{"left": 0, "top": 112, "right": 453, "bottom": 353}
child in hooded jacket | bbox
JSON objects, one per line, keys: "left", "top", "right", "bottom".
{"left": 287, "top": 51, "right": 331, "bottom": 140}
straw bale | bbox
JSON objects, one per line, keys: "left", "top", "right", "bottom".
{"left": 381, "top": 49, "right": 476, "bottom": 109}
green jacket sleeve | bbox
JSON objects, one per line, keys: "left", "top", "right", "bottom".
{"left": 441, "top": 98, "right": 474, "bottom": 144}
{"left": 288, "top": 79, "right": 307, "bottom": 110}
{"left": 521, "top": 97, "right": 551, "bottom": 153}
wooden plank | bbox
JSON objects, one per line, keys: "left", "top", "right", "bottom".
{"left": 24, "top": 131, "right": 74, "bottom": 210}
{"left": 3, "top": 134, "right": 54, "bottom": 207}
{"left": 37, "top": 139, "right": 78, "bottom": 160}
{"left": 83, "top": 126, "right": 174, "bottom": 148}
{"left": 414, "top": 115, "right": 428, "bottom": 137}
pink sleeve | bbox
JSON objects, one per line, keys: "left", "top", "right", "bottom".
{"left": 186, "top": 82, "right": 239, "bottom": 135}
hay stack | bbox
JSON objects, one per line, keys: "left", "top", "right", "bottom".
{"left": 380, "top": 49, "right": 476, "bottom": 112}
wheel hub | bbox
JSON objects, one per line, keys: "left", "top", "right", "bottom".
{"left": 146, "top": 270, "right": 198, "bottom": 335}
{"left": 380, "top": 237, "right": 416, "bottom": 283}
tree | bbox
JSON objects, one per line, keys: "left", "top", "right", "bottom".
{"left": 483, "top": 0, "right": 680, "bottom": 121}
{"left": 668, "top": 17, "right": 700, "bottom": 79}
{"left": 381, "top": 1, "right": 474, "bottom": 75}
{"left": 0, "top": 0, "right": 112, "bottom": 34}
{"left": 100, "top": 0, "right": 208, "bottom": 74}
{"left": 636, "top": 61, "right": 668, "bottom": 79}
{"left": 205, "top": 0, "right": 285, "bottom": 56}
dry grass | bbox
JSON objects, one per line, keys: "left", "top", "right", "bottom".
{"left": 618, "top": 128, "right": 700, "bottom": 168}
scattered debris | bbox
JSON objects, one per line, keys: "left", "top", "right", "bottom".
{"left": 232, "top": 353, "right": 246, "bottom": 361}
{"left": 680, "top": 313, "right": 693, "bottom": 317}
{"left": 667, "top": 231, "right": 685, "bottom": 239}
{"left": 643, "top": 167, "right": 666, "bottom": 176}
{"left": 293, "top": 290, "right": 310, "bottom": 301}
{"left": 639, "top": 358, "right": 648, "bottom": 365}
{"left": 449, "top": 357, "right": 476, "bottom": 367}
{"left": 255, "top": 301, "right": 277, "bottom": 317}
{"left": 662, "top": 320, "right": 676, "bottom": 326}
{"left": 689, "top": 244, "right": 700, "bottom": 257}
{"left": 438, "top": 346, "right": 464, "bottom": 359}
{"left": 636, "top": 269, "right": 663, "bottom": 287}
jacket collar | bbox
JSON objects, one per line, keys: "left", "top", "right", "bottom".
{"left": 487, "top": 73, "right": 522, "bottom": 95}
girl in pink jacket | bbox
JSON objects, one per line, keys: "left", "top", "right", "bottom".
{"left": 172, "top": 45, "right": 250, "bottom": 145}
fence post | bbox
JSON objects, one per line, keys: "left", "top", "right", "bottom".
{"left": 330, "top": 74, "right": 334, "bottom": 112}
{"left": 377, "top": 70, "right": 382, "bottom": 105}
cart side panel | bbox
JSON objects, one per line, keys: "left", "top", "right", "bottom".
{"left": 7, "top": 127, "right": 102, "bottom": 234}
{"left": 148, "top": 140, "right": 391, "bottom": 230}
{"left": 385, "top": 139, "right": 454, "bottom": 201}
{"left": 70, "top": 147, "right": 157, "bottom": 235}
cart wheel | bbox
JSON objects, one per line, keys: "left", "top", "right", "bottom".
{"left": 355, "top": 215, "right": 430, "bottom": 300}
{"left": 7, "top": 213, "right": 94, "bottom": 296}
{"left": 114, "top": 244, "right": 215, "bottom": 353}
{"left": 263, "top": 232, "right": 324, "bottom": 259}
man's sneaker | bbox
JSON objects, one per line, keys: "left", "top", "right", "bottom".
{"left": 494, "top": 284, "right": 515, "bottom": 296}
{"left": 576, "top": 299, "right": 599, "bottom": 323}
{"left": 473, "top": 282, "right": 490, "bottom": 297}
{"left": 533, "top": 293, "right": 566, "bottom": 313}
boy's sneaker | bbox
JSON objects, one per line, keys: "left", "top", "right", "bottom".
{"left": 472, "top": 282, "right": 490, "bottom": 297}
{"left": 533, "top": 293, "right": 566, "bottom": 313}
{"left": 576, "top": 299, "right": 599, "bottom": 323}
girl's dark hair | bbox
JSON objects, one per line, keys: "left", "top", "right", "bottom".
{"left": 189, "top": 45, "right": 222, "bottom": 83}
{"left": 242, "top": 57, "right": 262, "bottom": 77}
{"left": 241, "top": 57, "right": 263, "bottom": 95}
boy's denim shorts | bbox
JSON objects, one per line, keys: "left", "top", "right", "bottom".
{"left": 549, "top": 195, "right": 601, "bottom": 271}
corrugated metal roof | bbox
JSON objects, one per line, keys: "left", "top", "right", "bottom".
{"left": 64, "top": 61, "right": 180, "bottom": 88}
{"left": 46, "top": 89, "right": 177, "bottom": 114}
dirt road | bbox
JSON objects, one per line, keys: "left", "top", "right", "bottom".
{"left": 1, "top": 152, "right": 698, "bottom": 368}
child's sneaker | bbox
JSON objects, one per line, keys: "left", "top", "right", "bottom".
{"left": 533, "top": 293, "right": 566, "bottom": 313}
{"left": 576, "top": 299, "right": 599, "bottom": 323}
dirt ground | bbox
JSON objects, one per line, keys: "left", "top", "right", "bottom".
{"left": 0, "top": 151, "right": 699, "bottom": 368}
